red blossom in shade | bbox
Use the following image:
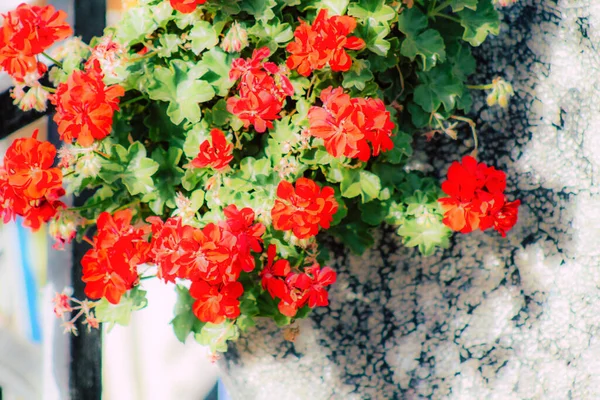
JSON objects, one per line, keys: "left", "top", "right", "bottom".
{"left": 50, "top": 60, "right": 124, "bottom": 147}
{"left": 189, "top": 280, "right": 244, "bottom": 324}
{"left": 286, "top": 9, "right": 365, "bottom": 77}
{"left": 82, "top": 210, "right": 151, "bottom": 304}
{"left": 271, "top": 177, "right": 338, "bottom": 239}
{"left": 227, "top": 47, "right": 293, "bottom": 133}
{"left": 295, "top": 264, "right": 337, "bottom": 308}
{"left": 0, "top": 130, "right": 65, "bottom": 230}
{"left": 222, "top": 205, "right": 266, "bottom": 273}
{"left": 308, "top": 87, "right": 395, "bottom": 161}
{"left": 0, "top": 4, "right": 71, "bottom": 81}
{"left": 191, "top": 129, "right": 234, "bottom": 171}
{"left": 260, "top": 244, "right": 292, "bottom": 300}
{"left": 438, "top": 156, "right": 520, "bottom": 237}
{"left": 170, "top": 0, "right": 207, "bottom": 13}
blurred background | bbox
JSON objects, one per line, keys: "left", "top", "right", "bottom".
{"left": 0, "top": 1, "right": 221, "bottom": 399}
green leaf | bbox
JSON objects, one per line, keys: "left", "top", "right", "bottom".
{"left": 171, "top": 284, "right": 198, "bottom": 343}
{"left": 329, "top": 221, "right": 375, "bottom": 255}
{"left": 149, "top": 147, "right": 184, "bottom": 214}
{"left": 356, "top": 22, "right": 391, "bottom": 56}
{"left": 451, "top": 0, "right": 478, "bottom": 12}
{"left": 95, "top": 287, "right": 148, "bottom": 331}
{"left": 99, "top": 142, "right": 159, "bottom": 196}
{"left": 196, "top": 48, "right": 236, "bottom": 97}
{"left": 248, "top": 19, "right": 294, "bottom": 49}
{"left": 457, "top": 0, "right": 500, "bottom": 46}
{"left": 397, "top": 8, "right": 445, "bottom": 71}
{"left": 321, "top": 0, "right": 350, "bottom": 15}
{"left": 146, "top": 60, "right": 215, "bottom": 125}
{"left": 383, "top": 131, "right": 413, "bottom": 164}
{"left": 157, "top": 34, "right": 183, "bottom": 58}
{"left": 347, "top": 0, "right": 395, "bottom": 24}
{"left": 413, "top": 66, "right": 464, "bottom": 112}
{"left": 183, "top": 121, "right": 211, "bottom": 159}
{"left": 342, "top": 59, "right": 374, "bottom": 91}
{"left": 188, "top": 21, "right": 219, "bottom": 54}
{"left": 359, "top": 200, "right": 390, "bottom": 226}
{"left": 359, "top": 170, "right": 381, "bottom": 202}
{"left": 240, "top": 0, "right": 276, "bottom": 22}
{"left": 447, "top": 41, "right": 476, "bottom": 81}
{"left": 115, "top": 6, "right": 158, "bottom": 45}
{"left": 143, "top": 102, "right": 186, "bottom": 147}
{"left": 195, "top": 322, "right": 239, "bottom": 353}
{"left": 396, "top": 217, "right": 451, "bottom": 256}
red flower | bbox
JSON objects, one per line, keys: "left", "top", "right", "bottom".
{"left": 295, "top": 264, "right": 336, "bottom": 308}
{"left": 190, "top": 223, "right": 237, "bottom": 283}
{"left": 260, "top": 244, "right": 292, "bottom": 300}
{"left": 0, "top": 4, "right": 71, "bottom": 80}
{"left": 191, "top": 129, "right": 234, "bottom": 171}
{"left": 189, "top": 280, "right": 244, "bottom": 324}
{"left": 223, "top": 205, "right": 265, "bottom": 272}
{"left": 271, "top": 178, "right": 338, "bottom": 239}
{"left": 170, "top": 0, "right": 206, "bottom": 13}
{"left": 51, "top": 61, "right": 124, "bottom": 147}
{"left": 308, "top": 87, "right": 395, "bottom": 161}
{"left": 0, "top": 130, "right": 64, "bottom": 230}
{"left": 439, "top": 156, "right": 520, "bottom": 236}
{"left": 82, "top": 210, "right": 150, "bottom": 304}
{"left": 227, "top": 47, "right": 293, "bottom": 133}
{"left": 286, "top": 9, "right": 364, "bottom": 77}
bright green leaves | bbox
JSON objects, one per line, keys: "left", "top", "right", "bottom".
{"left": 340, "top": 169, "right": 381, "bottom": 203}
{"left": 248, "top": 19, "right": 293, "bottom": 50}
{"left": 195, "top": 322, "right": 240, "bottom": 353}
{"left": 146, "top": 60, "right": 215, "bottom": 125}
{"left": 397, "top": 8, "right": 446, "bottom": 71}
{"left": 188, "top": 21, "right": 219, "bottom": 55}
{"left": 239, "top": 0, "right": 276, "bottom": 22}
{"left": 348, "top": 0, "right": 395, "bottom": 24}
{"left": 115, "top": 6, "right": 159, "bottom": 45}
{"left": 342, "top": 59, "right": 374, "bottom": 91}
{"left": 196, "top": 48, "right": 235, "bottom": 97}
{"left": 457, "top": 0, "right": 500, "bottom": 46}
{"left": 99, "top": 142, "right": 159, "bottom": 197}
{"left": 321, "top": 0, "right": 350, "bottom": 15}
{"left": 95, "top": 287, "right": 148, "bottom": 330}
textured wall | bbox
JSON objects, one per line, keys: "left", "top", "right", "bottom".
{"left": 220, "top": 1, "right": 600, "bottom": 399}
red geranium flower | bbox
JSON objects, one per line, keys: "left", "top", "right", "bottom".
{"left": 271, "top": 177, "right": 338, "bottom": 239}
{"left": 286, "top": 9, "right": 365, "bottom": 77}
{"left": 260, "top": 244, "right": 292, "bottom": 300}
{"left": 308, "top": 87, "right": 395, "bottom": 161}
{"left": 170, "top": 0, "right": 206, "bottom": 14}
{"left": 227, "top": 47, "right": 293, "bottom": 133}
{"left": 190, "top": 280, "right": 244, "bottom": 324}
{"left": 191, "top": 129, "right": 234, "bottom": 171}
{"left": 295, "top": 264, "right": 337, "bottom": 308}
{"left": 190, "top": 223, "right": 236, "bottom": 284}
{"left": 51, "top": 60, "right": 124, "bottom": 147}
{"left": 438, "top": 156, "right": 520, "bottom": 236}
{"left": 82, "top": 210, "right": 151, "bottom": 304}
{"left": 223, "top": 205, "right": 265, "bottom": 273}
{"left": 0, "top": 4, "right": 71, "bottom": 80}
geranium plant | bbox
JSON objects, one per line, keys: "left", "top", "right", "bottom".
{"left": 1, "top": 0, "right": 519, "bottom": 354}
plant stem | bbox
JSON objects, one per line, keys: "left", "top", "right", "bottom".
{"left": 120, "top": 95, "right": 146, "bottom": 107}
{"left": 431, "top": 12, "right": 461, "bottom": 23}
{"left": 41, "top": 52, "right": 63, "bottom": 68}
{"left": 467, "top": 83, "right": 494, "bottom": 90}
{"left": 41, "top": 85, "right": 56, "bottom": 93}
{"left": 430, "top": 0, "right": 452, "bottom": 15}
{"left": 94, "top": 150, "right": 111, "bottom": 159}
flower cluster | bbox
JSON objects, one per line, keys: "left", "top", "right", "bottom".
{"left": 192, "top": 129, "right": 234, "bottom": 171}
{"left": 286, "top": 9, "right": 365, "bottom": 77}
{"left": 169, "top": 0, "right": 206, "bottom": 14}
{"left": 82, "top": 210, "right": 151, "bottom": 304}
{"left": 438, "top": 156, "right": 520, "bottom": 237}
{"left": 308, "top": 87, "right": 395, "bottom": 161}
{"left": 51, "top": 61, "right": 124, "bottom": 147}
{"left": 0, "top": 3, "right": 71, "bottom": 81}
{"left": 227, "top": 47, "right": 294, "bottom": 133}
{"left": 86, "top": 36, "right": 125, "bottom": 80}
{"left": 52, "top": 289, "right": 99, "bottom": 335}
{"left": 271, "top": 178, "right": 338, "bottom": 239}
{"left": 0, "top": 130, "right": 64, "bottom": 230}
{"left": 261, "top": 245, "right": 336, "bottom": 317}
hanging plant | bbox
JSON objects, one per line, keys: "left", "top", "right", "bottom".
{"left": 0, "top": 0, "right": 518, "bottom": 354}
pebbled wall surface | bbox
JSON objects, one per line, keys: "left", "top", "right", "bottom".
{"left": 220, "top": 1, "right": 600, "bottom": 398}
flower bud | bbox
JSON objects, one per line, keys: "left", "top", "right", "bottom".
{"left": 12, "top": 83, "right": 49, "bottom": 112}
{"left": 221, "top": 22, "right": 249, "bottom": 53}
{"left": 486, "top": 77, "right": 514, "bottom": 109}
{"left": 75, "top": 153, "right": 102, "bottom": 177}
{"left": 49, "top": 210, "right": 80, "bottom": 249}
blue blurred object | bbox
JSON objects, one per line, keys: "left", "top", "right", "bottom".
{"left": 218, "top": 379, "right": 230, "bottom": 400}
{"left": 16, "top": 218, "right": 41, "bottom": 343}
